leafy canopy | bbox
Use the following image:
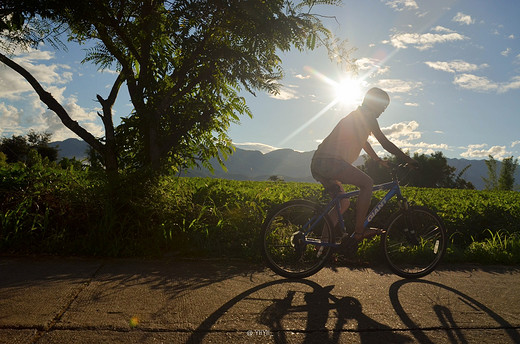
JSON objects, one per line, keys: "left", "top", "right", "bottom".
{"left": 361, "top": 151, "right": 475, "bottom": 189}
{"left": 1, "top": 0, "right": 352, "bottom": 173}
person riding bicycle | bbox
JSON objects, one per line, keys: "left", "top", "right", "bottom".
{"left": 311, "top": 87, "right": 417, "bottom": 244}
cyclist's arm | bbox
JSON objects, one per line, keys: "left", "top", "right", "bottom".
{"left": 370, "top": 119, "right": 415, "bottom": 164}
{"left": 363, "top": 141, "right": 382, "bottom": 162}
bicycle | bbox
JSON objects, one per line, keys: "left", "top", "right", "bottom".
{"left": 261, "top": 163, "right": 447, "bottom": 279}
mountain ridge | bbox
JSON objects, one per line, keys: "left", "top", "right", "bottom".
{"left": 51, "top": 138, "right": 519, "bottom": 190}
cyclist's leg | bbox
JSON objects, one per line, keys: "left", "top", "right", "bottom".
{"left": 324, "top": 181, "right": 350, "bottom": 228}
{"left": 312, "top": 158, "right": 367, "bottom": 235}
{"left": 334, "top": 162, "right": 374, "bottom": 237}
{"left": 311, "top": 159, "right": 350, "bottom": 242}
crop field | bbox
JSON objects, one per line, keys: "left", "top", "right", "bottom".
{"left": 1, "top": 162, "right": 519, "bottom": 264}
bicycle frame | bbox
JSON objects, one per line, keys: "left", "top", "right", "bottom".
{"left": 303, "top": 179, "right": 405, "bottom": 247}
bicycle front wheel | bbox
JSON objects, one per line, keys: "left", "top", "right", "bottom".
{"left": 261, "top": 200, "right": 334, "bottom": 278}
{"left": 382, "top": 206, "right": 446, "bottom": 278}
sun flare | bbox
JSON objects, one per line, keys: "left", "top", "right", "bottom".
{"left": 334, "top": 77, "right": 365, "bottom": 107}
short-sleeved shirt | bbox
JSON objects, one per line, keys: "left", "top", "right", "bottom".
{"left": 313, "top": 107, "right": 373, "bottom": 164}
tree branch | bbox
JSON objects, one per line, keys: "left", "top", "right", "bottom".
{"left": 0, "top": 52, "right": 104, "bottom": 153}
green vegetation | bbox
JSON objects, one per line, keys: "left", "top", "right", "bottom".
{"left": 483, "top": 155, "right": 518, "bottom": 191}
{"left": 1, "top": 0, "right": 351, "bottom": 173}
{"left": 1, "top": 160, "right": 519, "bottom": 265}
{"left": 361, "top": 151, "right": 475, "bottom": 189}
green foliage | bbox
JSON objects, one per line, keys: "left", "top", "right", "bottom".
{"left": 498, "top": 156, "right": 518, "bottom": 191}
{"left": 483, "top": 155, "right": 518, "bottom": 191}
{"left": 1, "top": 161, "right": 519, "bottom": 264}
{"left": 402, "top": 187, "right": 520, "bottom": 247}
{"left": 2, "top": 0, "right": 353, "bottom": 175}
{"left": 360, "top": 151, "right": 474, "bottom": 189}
{"left": 0, "top": 152, "right": 6, "bottom": 167}
{"left": 483, "top": 155, "right": 499, "bottom": 190}
{"left": 464, "top": 230, "right": 520, "bottom": 264}
{"left": 0, "top": 131, "right": 58, "bottom": 163}
{"left": 68, "top": 0, "right": 352, "bottom": 171}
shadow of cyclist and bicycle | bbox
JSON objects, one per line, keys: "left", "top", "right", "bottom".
{"left": 187, "top": 276, "right": 520, "bottom": 344}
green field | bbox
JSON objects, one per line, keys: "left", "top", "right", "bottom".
{"left": 1, "top": 162, "right": 519, "bottom": 264}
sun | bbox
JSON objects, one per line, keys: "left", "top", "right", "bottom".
{"left": 334, "top": 77, "right": 365, "bottom": 107}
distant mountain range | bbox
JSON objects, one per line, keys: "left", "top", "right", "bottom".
{"left": 50, "top": 138, "right": 90, "bottom": 160}
{"left": 51, "top": 138, "right": 519, "bottom": 190}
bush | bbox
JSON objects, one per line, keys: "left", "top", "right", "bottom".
{"left": 1, "top": 162, "right": 520, "bottom": 263}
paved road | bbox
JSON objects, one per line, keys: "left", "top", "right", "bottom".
{"left": 0, "top": 256, "right": 519, "bottom": 343}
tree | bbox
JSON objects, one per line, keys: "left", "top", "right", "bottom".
{"left": 483, "top": 155, "right": 518, "bottom": 191}
{"left": 360, "top": 151, "right": 474, "bottom": 189}
{"left": 0, "top": 0, "right": 121, "bottom": 172}
{"left": 0, "top": 135, "right": 29, "bottom": 163}
{"left": 483, "top": 155, "right": 498, "bottom": 190}
{"left": 1, "top": 0, "right": 352, "bottom": 174}
{"left": 498, "top": 156, "right": 518, "bottom": 191}
{"left": 0, "top": 131, "right": 58, "bottom": 163}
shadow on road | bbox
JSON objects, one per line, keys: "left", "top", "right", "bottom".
{"left": 187, "top": 274, "right": 520, "bottom": 344}
{"left": 187, "top": 278, "right": 413, "bottom": 344}
{"left": 389, "top": 278, "right": 520, "bottom": 344}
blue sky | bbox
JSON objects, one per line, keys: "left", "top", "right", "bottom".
{"left": 1, "top": 0, "right": 519, "bottom": 160}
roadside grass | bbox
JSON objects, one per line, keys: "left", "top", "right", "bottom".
{"left": 1, "top": 162, "right": 519, "bottom": 265}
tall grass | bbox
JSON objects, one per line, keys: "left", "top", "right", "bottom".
{"left": 463, "top": 229, "right": 520, "bottom": 264}
{"left": 1, "top": 161, "right": 520, "bottom": 264}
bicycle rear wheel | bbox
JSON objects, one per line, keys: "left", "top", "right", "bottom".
{"left": 382, "top": 206, "right": 446, "bottom": 278}
{"left": 261, "top": 200, "right": 334, "bottom": 278}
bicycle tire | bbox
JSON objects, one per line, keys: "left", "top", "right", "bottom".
{"left": 381, "top": 206, "right": 446, "bottom": 278}
{"left": 261, "top": 200, "right": 334, "bottom": 278}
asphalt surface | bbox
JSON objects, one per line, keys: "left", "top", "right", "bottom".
{"left": 1, "top": 256, "right": 519, "bottom": 343}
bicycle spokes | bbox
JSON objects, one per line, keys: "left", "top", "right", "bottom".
{"left": 383, "top": 207, "right": 446, "bottom": 278}
{"left": 262, "top": 200, "right": 334, "bottom": 278}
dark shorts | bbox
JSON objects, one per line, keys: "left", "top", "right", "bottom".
{"left": 311, "top": 157, "right": 352, "bottom": 189}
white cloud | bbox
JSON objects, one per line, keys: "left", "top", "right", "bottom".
{"left": 512, "top": 141, "right": 520, "bottom": 148}
{"left": 294, "top": 74, "right": 310, "bottom": 80}
{"left": 424, "top": 60, "right": 487, "bottom": 73}
{"left": 0, "top": 45, "right": 109, "bottom": 141}
{"left": 389, "top": 31, "right": 467, "bottom": 50}
{"left": 384, "top": 0, "right": 418, "bottom": 11}
{"left": 501, "top": 48, "right": 511, "bottom": 57}
{"left": 269, "top": 86, "right": 299, "bottom": 101}
{"left": 375, "top": 79, "right": 422, "bottom": 93}
{"left": 39, "top": 99, "right": 104, "bottom": 141}
{"left": 499, "top": 76, "right": 520, "bottom": 93}
{"left": 404, "top": 102, "right": 419, "bottom": 107}
{"left": 0, "top": 49, "right": 72, "bottom": 100}
{"left": 381, "top": 120, "right": 421, "bottom": 140}
{"left": 0, "top": 102, "right": 24, "bottom": 136}
{"left": 461, "top": 144, "right": 508, "bottom": 159}
{"left": 233, "top": 142, "right": 279, "bottom": 153}
{"left": 509, "top": 34, "right": 515, "bottom": 39}
{"left": 373, "top": 121, "right": 450, "bottom": 155}
{"left": 432, "top": 26, "right": 454, "bottom": 33}
{"left": 453, "top": 74, "right": 498, "bottom": 92}
{"left": 355, "top": 57, "right": 390, "bottom": 76}
{"left": 453, "top": 74, "right": 520, "bottom": 93}
{"left": 0, "top": 91, "right": 104, "bottom": 141}
{"left": 452, "top": 12, "right": 475, "bottom": 25}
